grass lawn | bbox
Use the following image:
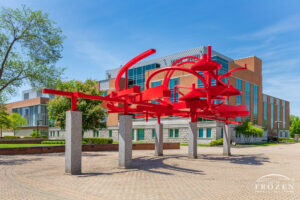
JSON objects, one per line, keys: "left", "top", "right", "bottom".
{"left": 236, "top": 142, "right": 290, "bottom": 147}
{"left": 0, "top": 144, "right": 64, "bottom": 148}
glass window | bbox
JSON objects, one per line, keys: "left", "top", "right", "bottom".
{"left": 132, "top": 129, "right": 134, "bottom": 140}
{"left": 94, "top": 130, "right": 99, "bottom": 137}
{"left": 199, "top": 128, "right": 203, "bottom": 138}
{"left": 152, "top": 129, "right": 155, "bottom": 138}
{"left": 175, "top": 129, "right": 179, "bottom": 138}
{"left": 169, "top": 78, "right": 179, "bottom": 102}
{"left": 57, "top": 131, "right": 60, "bottom": 137}
{"left": 271, "top": 98, "right": 274, "bottom": 129}
{"left": 245, "top": 81, "right": 251, "bottom": 121}
{"left": 137, "top": 129, "right": 144, "bottom": 140}
{"left": 169, "top": 129, "right": 173, "bottom": 137}
{"left": 282, "top": 101, "right": 285, "bottom": 129}
{"left": 207, "top": 128, "right": 212, "bottom": 138}
{"left": 253, "top": 84, "right": 258, "bottom": 124}
{"left": 24, "top": 93, "right": 29, "bottom": 100}
{"left": 221, "top": 128, "right": 223, "bottom": 138}
{"left": 264, "top": 98, "right": 268, "bottom": 130}
{"left": 109, "top": 130, "right": 112, "bottom": 138}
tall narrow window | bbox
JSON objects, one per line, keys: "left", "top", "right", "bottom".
{"left": 109, "top": 130, "right": 112, "bottom": 138}
{"left": 270, "top": 97, "right": 274, "bottom": 129}
{"left": 152, "top": 129, "right": 156, "bottom": 138}
{"left": 236, "top": 79, "right": 242, "bottom": 122}
{"left": 199, "top": 128, "right": 203, "bottom": 138}
{"left": 137, "top": 129, "right": 144, "bottom": 140}
{"left": 245, "top": 81, "right": 251, "bottom": 121}
{"left": 207, "top": 128, "right": 212, "bottom": 138}
{"left": 282, "top": 101, "right": 285, "bottom": 129}
{"left": 263, "top": 95, "right": 267, "bottom": 130}
{"left": 169, "top": 78, "right": 179, "bottom": 102}
{"left": 132, "top": 129, "right": 134, "bottom": 140}
{"left": 253, "top": 84, "right": 258, "bottom": 124}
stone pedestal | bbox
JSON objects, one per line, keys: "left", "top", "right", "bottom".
{"left": 295, "top": 134, "right": 299, "bottom": 143}
{"left": 65, "top": 111, "right": 82, "bottom": 175}
{"left": 223, "top": 124, "right": 231, "bottom": 156}
{"left": 155, "top": 123, "right": 163, "bottom": 156}
{"left": 119, "top": 115, "right": 132, "bottom": 168}
{"left": 188, "top": 122, "right": 197, "bottom": 158}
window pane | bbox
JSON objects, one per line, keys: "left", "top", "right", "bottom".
{"left": 152, "top": 129, "right": 156, "bottom": 138}
{"left": 199, "top": 128, "right": 203, "bottom": 138}
{"left": 169, "top": 129, "right": 173, "bottom": 137}
{"left": 175, "top": 129, "right": 179, "bottom": 137}
{"left": 207, "top": 128, "right": 212, "bottom": 138}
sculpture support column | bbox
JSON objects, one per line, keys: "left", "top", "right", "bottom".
{"left": 155, "top": 123, "right": 163, "bottom": 156}
{"left": 188, "top": 122, "right": 197, "bottom": 158}
{"left": 65, "top": 111, "right": 82, "bottom": 175}
{"left": 119, "top": 115, "right": 132, "bottom": 168}
{"left": 223, "top": 123, "right": 231, "bottom": 156}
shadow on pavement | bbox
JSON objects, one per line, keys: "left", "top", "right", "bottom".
{"left": 79, "top": 155, "right": 204, "bottom": 177}
{"left": 200, "top": 153, "right": 269, "bottom": 165}
{"left": 0, "top": 157, "right": 43, "bottom": 165}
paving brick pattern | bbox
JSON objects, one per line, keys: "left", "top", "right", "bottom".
{"left": 0, "top": 144, "right": 299, "bottom": 200}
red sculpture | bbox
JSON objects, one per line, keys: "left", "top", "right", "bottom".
{"left": 43, "top": 45, "right": 249, "bottom": 124}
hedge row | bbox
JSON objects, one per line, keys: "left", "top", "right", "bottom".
{"left": 41, "top": 138, "right": 113, "bottom": 145}
{"left": 83, "top": 138, "right": 113, "bottom": 144}
{"left": 41, "top": 140, "right": 87, "bottom": 145}
{"left": 3, "top": 136, "right": 20, "bottom": 139}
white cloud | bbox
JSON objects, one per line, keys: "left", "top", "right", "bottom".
{"left": 233, "top": 14, "right": 300, "bottom": 40}
{"left": 73, "top": 40, "right": 123, "bottom": 70}
{"left": 263, "top": 74, "right": 300, "bottom": 116}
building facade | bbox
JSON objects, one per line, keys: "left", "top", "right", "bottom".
{"left": 95, "top": 46, "right": 290, "bottom": 143}
{"left": 5, "top": 89, "right": 50, "bottom": 137}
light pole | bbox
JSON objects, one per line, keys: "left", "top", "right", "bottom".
{"left": 275, "top": 121, "right": 282, "bottom": 142}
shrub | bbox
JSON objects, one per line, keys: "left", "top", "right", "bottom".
{"left": 41, "top": 140, "right": 87, "bottom": 144}
{"left": 42, "top": 135, "right": 48, "bottom": 138}
{"left": 3, "top": 136, "right": 20, "bottom": 139}
{"left": 210, "top": 138, "right": 223, "bottom": 146}
{"left": 83, "top": 138, "right": 113, "bottom": 144}
{"left": 30, "top": 131, "right": 40, "bottom": 138}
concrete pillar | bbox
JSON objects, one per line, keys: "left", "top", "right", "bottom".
{"left": 223, "top": 124, "right": 231, "bottom": 156}
{"left": 295, "top": 134, "right": 299, "bottom": 143}
{"left": 65, "top": 111, "right": 82, "bottom": 175}
{"left": 188, "top": 122, "right": 197, "bottom": 158}
{"left": 119, "top": 115, "right": 132, "bottom": 168}
{"left": 155, "top": 123, "right": 163, "bottom": 156}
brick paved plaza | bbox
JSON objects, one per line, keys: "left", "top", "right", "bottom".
{"left": 0, "top": 144, "right": 299, "bottom": 200}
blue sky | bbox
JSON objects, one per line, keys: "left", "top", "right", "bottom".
{"left": 1, "top": 0, "right": 300, "bottom": 116}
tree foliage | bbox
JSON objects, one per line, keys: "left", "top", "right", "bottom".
{"left": 0, "top": 105, "right": 10, "bottom": 137}
{"left": 235, "top": 120, "right": 263, "bottom": 143}
{"left": 290, "top": 116, "right": 300, "bottom": 138}
{"left": 47, "top": 80, "right": 106, "bottom": 132}
{"left": 8, "top": 112, "right": 27, "bottom": 135}
{"left": 290, "top": 115, "right": 299, "bottom": 127}
{"left": 0, "top": 5, "right": 65, "bottom": 100}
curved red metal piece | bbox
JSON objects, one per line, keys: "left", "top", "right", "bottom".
{"left": 115, "top": 49, "right": 156, "bottom": 91}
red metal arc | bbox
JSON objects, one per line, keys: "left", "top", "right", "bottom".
{"left": 43, "top": 45, "right": 249, "bottom": 125}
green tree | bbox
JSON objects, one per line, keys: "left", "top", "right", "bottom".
{"left": 47, "top": 80, "right": 106, "bottom": 132}
{"left": 290, "top": 117, "right": 300, "bottom": 138}
{"left": 8, "top": 113, "right": 27, "bottom": 136}
{"left": 235, "top": 120, "right": 263, "bottom": 143}
{"left": 0, "top": 5, "right": 65, "bottom": 100}
{"left": 290, "top": 115, "right": 299, "bottom": 127}
{"left": 0, "top": 105, "right": 10, "bottom": 137}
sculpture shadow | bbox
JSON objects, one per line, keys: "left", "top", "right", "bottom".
{"left": 0, "top": 157, "right": 43, "bottom": 166}
{"left": 200, "top": 153, "right": 269, "bottom": 166}
{"left": 79, "top": 155, "right": 204, "bottom": 177}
